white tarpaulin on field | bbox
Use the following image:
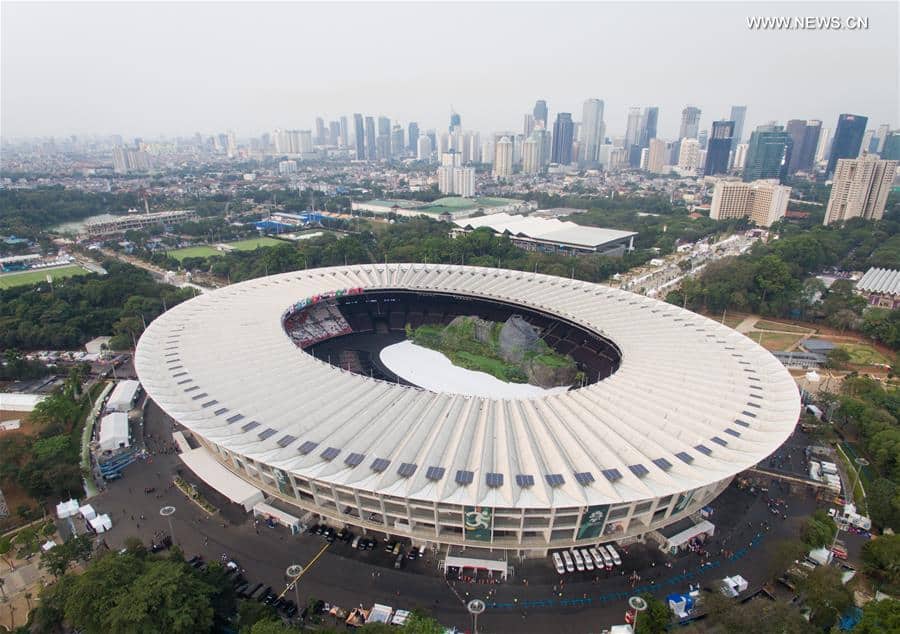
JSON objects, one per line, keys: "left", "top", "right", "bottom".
{"left": 179, "top": 447, "right": 264, "bottom": 512}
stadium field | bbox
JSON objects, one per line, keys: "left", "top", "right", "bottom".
{"left": 0, "top": 265, "right": 90, "bottom": 289}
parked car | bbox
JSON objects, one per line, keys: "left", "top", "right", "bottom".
{"left": 561, "top": 550, "right": 574, "bottom": 573}
{"left": 394, "top": 553, "right": 404, "bottom": 569}
{"left": 552, "top": 552, "right": 565, "bottom": 574}
{"left": 604, "top": 544, "right": 622, "bottom": 566}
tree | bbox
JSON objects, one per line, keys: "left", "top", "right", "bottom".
{"left": 867, "top": 478, "right": 900, "bottom": 531}
{"left": 765, "top": 539, "right": 807, "bottom": 581}
{"left": 799, "top": 565, "right": 853, "bottom": 630}
{"left": 0, "top": 536, "right": 15, "bottom": 571}
{"left": 249, "top": 620, "right": 296, "bottom": 634}
{"left": 825, "top": 347, "right": 852, "bottom": 370}
{"left": 636, "top": 593, "right": 671, "bottom": 634}
{"left": 40, "top": 535, "right": 93, "bottom": 578}
{"left": 854, "top": 599, "right": 900, "bottom": 633}
{"left": 238, "top": 599, "right": 277, "bottom": 633}
{"left": 861, "top": 534, "right": 900, "bottom": 593}
{"left": 801, "top": 510, "right": 837, "bottom": 548}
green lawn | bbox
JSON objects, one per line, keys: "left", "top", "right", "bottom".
{"left": 168, "top": 246, "right": 221, "bottom": 261}
{"left": 754, "top": 319, "right": 814, "bottom": 334}
{"left": 168, "top": 237, "right": 285, "bottom": 262}
{"left": 838, "top": 342, "right": 891, "bottom": 366}
{"left": 749, "top": 331, "right": 801, "bottom": 352}
{"left": 0, "top": 265, "right": 90, "bottom": 289}
{"left": 226, "top": 237, "right": 284, "bottom": 251}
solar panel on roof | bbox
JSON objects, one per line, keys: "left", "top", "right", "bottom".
{"left": 397, "top": 463, "right": 417, "bottom": 478}
{"left": 724, "top": 428, "right": 741, "bottom": 438}
{"left": 734, "top": 419, "right": 750, "bottom": 427}
{"left": 201, "top": 400, "right": 218, "bottom": 408}
{"left": 675, "top": 451, "right": 694, "bottom": 463}
{"left": 742, "top": 410, "right": 757, "bottom": 418}
{"left": 191, "top": 393, "right": 208, "bottom": 400}
{"left": 213, "top": 408, "right": 228, "bottom": 416}
{"left": 258, "top": 428, "right": 276, "bottom": 441}
{"left": 652, "top": 457, "right": 672, "bottom": 471}
{"left": 371, "top": 458, "right": 390, "bottom": 472}
{"left": 298, "top": 441, "right": 318, "bottom": 455}
{"left": 168, "top": 365, "right": 183, "bottom": 371}
{"left": 172, "top": 372, "right": 187, "bottom": 378}
{"left": 515, "top": 474, "right": 535, "bottom": 487}
{"left": 485, "top": 473, "right": 504, "bottom": 488}
{"left": 425, "top": 466, "right": 445, "bottom": 481}
{"left": 184, "top": 386, "right": 199, "bottom": 392}
{"left": 695, "top": 444, "right": 712, "bottom": 455}
{"left": 345, "top": 453, "right": 365, "bottom": 466}
{"left": 242, "top": 421, "right": 260, "bottom": 432}
{"left": 602, "top": 468, "right": 622, "bottom": 482}
{"left": 574, "top": 472, "right": 595, "bottom": 485}
{"left": 321, "top": 447, "right": 340, "bottom": 461}
{"left": 711, "top": 436, "right": 728, "bottom": 446}
{"left": 276, "top": 434, "right": 296, "bottom": 447}
{"left": 544, "top": 473, "right": 565, "bottom": 487}
{"left": 226, "top": 414, "right": 244, "bottom": 424}
{"left": 629, "top": 464, "right": 650, "bottom": 478}
{"left": 455, "top": 470, "right": 474, "bottom": 485}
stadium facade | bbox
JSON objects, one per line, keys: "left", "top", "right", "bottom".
{"left": 136, "top": 264, "right": 800, "bottom": 555}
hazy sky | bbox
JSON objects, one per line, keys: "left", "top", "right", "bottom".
{"left": 2, "top": 1, "right": 897, "bottom": 140}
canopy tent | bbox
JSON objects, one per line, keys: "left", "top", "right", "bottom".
{"left": 179, "top": 447, "right": 264, "bottom": 512}
{"left": 89, "top": 513, "right": 112, "bottom": 533}
{"left": 79, "top": 504, "right": 96, "bottom": 520}
{"left": 1, "top": 393, "right": 46, "bottom": 412}
{"left": 662, "top": 519, "right": 715, "bottom": 553}
{"left": 106, "top": 380, "right": 140, "bottom": 413}
{"left": 252, "top": 501, "right": 302, "bottom": 534}
{"left": 444, "top": 547, "right": 509, "bottom": 579}
{"left": 172, "top": 430, "right": 192, "bottom": 454}
{"left": 56, "top": 499, "right": 80, "bottom": 519}
{"left": 41, "top": 540, "right": 57, "bottom": 552}
{"left": 98, "top": 412, "right": 130, "bottom": 451}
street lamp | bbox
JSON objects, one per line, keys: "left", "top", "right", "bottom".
{"left": 467, "top": 598, "right": 485, "bottom": 634}
{"left": 159, "top": 506, "right": 176, "bottom": 544}
{"left": 628, "top": 595, "right": 648, "bottom": 633}
{"left": 286, "top": 564, "right": 304, "bottom": 612}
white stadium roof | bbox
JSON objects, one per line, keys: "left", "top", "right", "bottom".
{"left": 135, "top": 264, "right": 799, "bottom": 509}
{"left": 856, "top": 267, "right": 900, "bottom": 295}
{"left": 454, "top": 213, "right": 637, "bottom": 249}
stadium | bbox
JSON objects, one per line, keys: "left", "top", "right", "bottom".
{"left": 135, "top": 263, "right": 800, "bottom": 556}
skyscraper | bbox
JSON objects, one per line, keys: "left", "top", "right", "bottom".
{"left": 364, "top": 117, "right": 376, "bottom": 161}
{"left": 353, "top": 114, "right": 365, "bottom": 159}
{"left": 785, "top": 119, "right": 822, "bottom": 174}
{"left": 730, "top": 106, "right": 747, "bottom": 144}
{"left": 827, "top": 114, "right": 868, "bottom": 177}
{"left": 704, "top": 120, "right": 735, "bottom": 176}
{"left": 339, "top": 116, "right": 349, "bottom": 147}
{"left": 493, "top": 136, "right": 513, "bottom": 180}
{"left": 315, "top": 118, "right": 326, "bottom": 145}
{"left": 679, "top": 106, "right": 702, "bottom": 140}
{"left": 580, "top": 98, "right": 605, "bottom": 165}
{"left": 624, "top": 107, "right": 643, "bottom": 167}
{"left": 407, "top": 122, "right": 419, "bottom": 152}
{"left": 677, "top": 138, "right": 702, "bottom": 173}
{"left": 882, "top": 131, "right": 900, "bottom": 160}
{"left": 417, "top": 134, "right": 433, "bottom": 162}
{"left": 551, "top": 113, "right": 574, "bottom": 164}
{"left": 449, "top": 110, "right": 461, "bottom": 132}
{"left": 638, "top": 106, "right": 658, "bottom": 148}
{"left": 824, "top": 156, "right": 898, "bottom": 225}
{"left": 533, "top": 100, "right": 548, "bottom": 128}
{"left": 743, "top": 125, "right": 792, "bottom": 182}
{"left": 391, "top": 125, "right": 404, "bottom": 158}
{"left": 522, "top": 135, "right": 542, "bottom": 174}
{"left": 647, "top": 138, "right": 668, "bottom": 174}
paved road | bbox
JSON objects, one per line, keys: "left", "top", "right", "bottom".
{"left": 85, "top": 400, "right": 823, "bottom": 633}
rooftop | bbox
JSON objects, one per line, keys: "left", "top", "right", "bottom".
{"left": 856, "top": 267, "right": 900, "bottom": 295}
{"left": 454, "top": 213, "right": 637, "bottom": 249}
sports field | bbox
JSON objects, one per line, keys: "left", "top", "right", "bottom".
{"left": 0, "top": 265, "right": 90, "bottom": 289}
{"left": 838, "top": 342, "right": 891, "bottom": 366}
{"left": 168, "top": 237, "right": 285, "bottom": 261}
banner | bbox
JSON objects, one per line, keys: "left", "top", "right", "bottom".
{"left": 577, "top": 504, "right": 610, "bottom": 540}
{"left": 273, "top": 468, "right": 292, "bottom": 497}
{"left": 464, "top": 506, "right": 493, "bottom": 542}
{"left": 673, "top": 490, "right": 695, "bottom": 515}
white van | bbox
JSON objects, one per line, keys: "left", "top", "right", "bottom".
{"left": 588, "top": 547, "right": 604, "bottom": 569}
{"left": 605, "top": 544, "right": 622, "bottom": 566}
{"left": 571, "top": 549, "right": 585, "bottom": 572}
{"left": 552, "top": 552, "right": 565, "bottom": 574}
{"left": 580, "top": 549, "right": 595, "bottom": 571}
{"left": 597, "top": 546, "right": 614, "bottom": 569}
{"left": 561, "top": 550, "right": 575, "bottom": 573}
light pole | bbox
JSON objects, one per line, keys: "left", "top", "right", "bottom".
{"left": 467, "top": 598, "right": 485, "bottom": 634}
{"left": 286, "top": 564, "right": 304, "bottom": 611}
{"left": 160, "top": 506, "right": 176, "bottom": 544}
{"left": 628, "top": 595, "right": 647, "bottom": 633}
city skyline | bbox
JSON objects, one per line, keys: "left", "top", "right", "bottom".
{"left": 2, "top": 1, "right": 897, "bottom": 139}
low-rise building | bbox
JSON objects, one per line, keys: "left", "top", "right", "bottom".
{"left": 855, "top": 267, "right": 900, "bottom": 309}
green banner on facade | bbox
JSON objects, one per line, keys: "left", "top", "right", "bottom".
{"left": 464, "top": 506, "right": 493, "bottom": 541}
{"left": 577, "top": 504, "right": 610, "bottom": 540}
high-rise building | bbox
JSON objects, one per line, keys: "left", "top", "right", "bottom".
{"left": 551, "top": 113, "right": 574, "bottom": 164}
{"left": 328, "top": 121, "right": 340, "bottom": 145}
{"left": 639, "top": 106, "right": 659, "bottom": 148}
{"left": 827, "top": 113, "right": 868, "bottom": 177}
{"left": 704, "top": 120, "right": 735, "bottom": 176}
{"left": 785, "top": 119, "right": 822, "bottom": 174}
{"left": 647, "top": 138, "right": 668, "bottom": 174}
{"left": 226, "top": 130, "right": 237, "bottom": 158}
{"left": 391, "top": 125, "right": 404, "bottom": 158}
{"left": 679, "top": 106, "right": 702, "bottom": 140}
{"left": 875, "top": 124, "right": 891, "bottom": 153}
{"left": 732, "top": 143, "right": 749, "bottom": 170}
{"left": 438, "top": 150, "right": 473, "bottom": 196}
{"left": 861, "top": 129, "right": 876, "bottom": 156}
{"left": 353, "top": 114, "right": 365, "bottom": 159}
{"left": 522, "top": 134, "right": 542, "bottom": 174}
{"left": 454, "top": 168, "right": 475, "bottom": 198}
{"left": 299, "top": 130, "right": 313, "bottom": 153}
{"left": 315, "top": 118, "right": 327, "bottom": 145}
{"left": 467, "top": 132, "right": 481, "bottom": 164}
{"left": 580, "top": 98, "right": 605, "bottom": 165}
{"left": 698, "top": 130, "right": 708, "bottom": 151}
{"left": 744, "top": 125, "right": 792, "bottom": 182}
{"left": 378, "top": 116, "right": 391, "bottom": 137}
{"left": 815, "top": 128, "right": 832, "bottom": 164}
{"left": 710, "top": 179, "right": 791, "bottom": 228}
{"left": 624, "top": 107, "right": 643, "bottom": 167}
{"left": 365, "top": 117, "right": 377, "bottom": 160}
{"left": 824, "top": 156, "right": 898, "bottom": 225}
{"left": 416, "top": 135, "right": 433, "bottom": 162}
{"left": 730, "top": 106, "right": 747, "bottom": 144}
{"left": 375, "top": 134, "right": 391, "bottom": 160}
{"left": 493, "top": 136, "right": 513, "bottom": 180}
{"left": 449, "top": 111, "right": 461, "bottom": 132}
{"left": 677, "top": 138, "right": 702, "bottom": 173}
{"left": 882, "top": 131, "right": 900, "bottom": 160}
{"left": 407, "top": 122, "right": 419, "bottom": 152}
{"left": 533, "top": 100, "right": 548, "bottom": 128}
{"left": 339, "top": 116, "right": 349, "bottom": 147}
{"left": 523, "top": 114, "right": 535, "bottom": 137}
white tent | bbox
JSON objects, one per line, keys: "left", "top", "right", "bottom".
{"left": 89, "top": 513, "right": 112, "bottom": 533}
{"left": 99, "top": 412, "right": 130, "bottom": 451}
{"left": 42, "top": 540, "right": 57, "bottom": 552}
{"left": 0, "top": 393, "right": 46, "bottom": 412}
{"left": 179, "top": 447, "right": 264, "bottom": 511}
{"left": 366, "top": 604, "right": 393, "bottom": 624}
{"left": 56, "top": 499, "right": 80, "bottom": 519}
{"left": 663, "top": 520, "right": 716, "bottom": 553}
{"left": 79, "top": 504, "right": 97, "bottom": 520}
{"left": 106, "top": 380, "right": 140, "bottom": 413}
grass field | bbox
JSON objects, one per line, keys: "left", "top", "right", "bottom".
{"left": 168, "top": 237, "right": 285, "bottom": 261}
{"left": 754, "top": 319, "right": 815, "bottom": 334}
{"left": 838, "top": 342, "right": 891, "bottom": 366}
{"left": 750, "top": 331, "right": 801, "bottom": 352}
{"left": 0, "top": 265, "right": 90, "bottom": 289}
{"left": 168, "top": 246, "right": 221, "bottom": 261}
{"left": 226, "top": 237, "right": 284, "bottom": 250}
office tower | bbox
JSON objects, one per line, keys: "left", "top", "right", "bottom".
{"left": 730, "top": 106, "right": 747, "bottom": 144}
{"left": 533, "top": 100, "right": 548, "bottom": 128}
{"left": 377, "top": 116, "right": 390, "bottom": 137}
{"left": 677, "top": 138, "right": 702, "bottom": 173}
{"left": 523, "top": 114, "right": 535, "bottom": 137}
{"left": 364, "top": 117, "right": 377, "bottom": 160}
{"left": 704, "top": 120, "right": 735, "bottom": 176}
{"left": 481, "top": 140, "right": 494, "bottom": 165}
{"left": 875, "top": 124, "right": 891, "bottom": 153}
{"left": 624, "top": 107, "right": 643, "bottom": 166}
{"left": 493, "top": 136, "right": 513, "bottom": 179}
{"left": 226, "top": 130, "right": 237, "bottom": 158}
{"left": 861, "top": 129, "right": 876, "bottom": 156}
{"left": 551, "top": 113, "right": 574, "bottom": 164}
{"left": 315, "top": 118, "right": 326, "bottom": 145}
{"left": 824, "top": 156, "right": 898, "bottom": 225}
{"left": 698, "top": 130, "right": 709, "bottom": 151}
{"left": 407, "top": 122, "right": 419, "bottom": 152}
{"left": 679, "top": 106, "right": 702, "bottom": 140}
{"left": 639, "top": 106, "right": 658, "bottom": 148}
{"left": 647, "top": 138, "right": 668, "bottom": 174}
{"left": 744, "top": 125, "right": 792, "bottom": 182}
{"left": 467, "top": 132, "right": 481, "bottom": 164}
{"left": 339, "top": 116, "right": 349, "bottom": 147}
{"left": 815, "top": 128, "right": 832, "bottom": 163}
{"left": 710, "top": 180, "right": 791, "bottom": 228}
{"left": 328, "top": 121, "right": 341, "bottom": 146}
{"left": 785, "top": 120, "right": 822, "bottom": 174}
{"left": 417, "top": 135, "right": 433, "bottom": 162}
{"left": 390, "top": 125, "right": 404, "bottom": 157}
{"left": 732, "top": 143, "right": 749, "bottom": 170}
{"left": 882, "top": 131, "right": 900, "bottom": 160}
{"left": 522, "top": 135, "right": 542, "bottom": 174}
{"left": 449, "top": 110, "right": 461, "bottom": 132}
{"left": 580, "top": 98, "right": 605, "bottom": 165}
{"left": 299, "top": 130, "right": 313, "bottom": 153}
{"left": 353, "top": 114, "right": 365, "bottom": 159}
{"left": 376, "top": 134, "right": 391, "bottom": 160}
{"left": 827, "top": 113, "right": 868, "bottom": 176}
